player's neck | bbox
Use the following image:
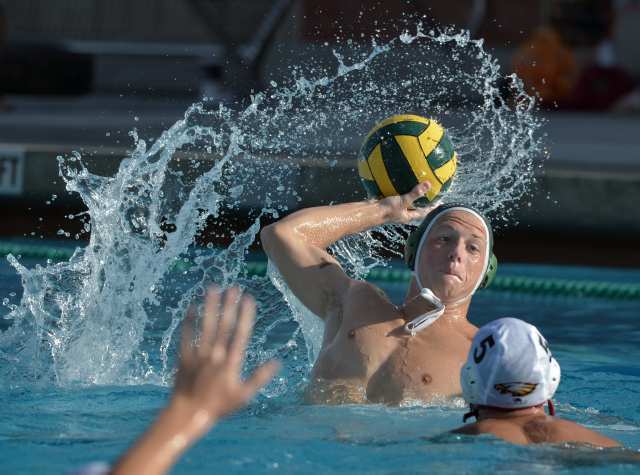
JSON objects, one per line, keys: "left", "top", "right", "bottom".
{"left": 477, "top": 405, "right": 546, "bottom": 421}
{"left": 441, "top": 298, "right": 471, "bottom": 322}
{"left": 401, "top": 286, "right": 470, "bottom": 327}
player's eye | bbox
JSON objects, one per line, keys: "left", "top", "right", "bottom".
{"left": 468, "top": 244, "right": 480, "bottom": 253}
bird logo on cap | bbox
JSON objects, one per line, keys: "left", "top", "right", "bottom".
{"left": 494, "top": 382, "right": 538, "bottom": 397}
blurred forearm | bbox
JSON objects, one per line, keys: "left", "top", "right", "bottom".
{"left": 111, "top": 400, "right": 213, "bottom": 475}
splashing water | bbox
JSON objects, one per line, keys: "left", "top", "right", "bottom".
{"left": 0, "top": 24, "right": 544, "bottom": 390}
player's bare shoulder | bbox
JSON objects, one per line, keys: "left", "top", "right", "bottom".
{"left": 342, "top": 279, "right": 397, "bottom": 326}
{"left": 539, "top": 418, "right": 621, "bottom": 447}
{"left": 452, "top": 419, "right": 529, "bottom": 445}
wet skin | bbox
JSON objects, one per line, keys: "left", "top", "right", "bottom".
{"left": 305, "top": 211, "right": 488, "bottom": 404}
{"left": 452, "top": 406, "right": 620, "bottom": 447}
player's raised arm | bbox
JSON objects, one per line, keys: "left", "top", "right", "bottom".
{"left": 110, "top": 287, "right": 279, "bottom": 475}
{"left": 260, "top": 182, "right": 433, "bottom": 320}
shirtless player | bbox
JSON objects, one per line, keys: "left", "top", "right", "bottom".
{"left": 453, "top": 317, "right": 619, "bottom": 447}
{"left": 261, "top": 182, "right": 497, "bottom": 404}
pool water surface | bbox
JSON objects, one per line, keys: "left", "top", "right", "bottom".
{"left": 1, "top": 258, "right": 639, "bottom": 474}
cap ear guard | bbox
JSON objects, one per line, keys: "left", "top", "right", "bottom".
{"left": 404, "top": 222, "right": 426, "bottom": 269}
{"left": 480, "top": 253, "right": 498, "bottom": 289}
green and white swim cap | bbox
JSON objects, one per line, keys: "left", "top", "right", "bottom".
{"left": 404, "top": 203, "right": 498, "bottom": 292}
{"left": 401, "top": 204, "right": 498, "bottom": 334}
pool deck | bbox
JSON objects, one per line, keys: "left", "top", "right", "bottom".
{"left": 1, "top": 95, "right": 639, "bottom": 266}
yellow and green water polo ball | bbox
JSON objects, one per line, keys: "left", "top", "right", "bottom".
{"left": 357, "top": 114, "right": 457, "bottom": 206}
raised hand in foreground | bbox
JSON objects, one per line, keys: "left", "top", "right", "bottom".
{"left": 111, "top": 287, "right": 279, "bottom": 475}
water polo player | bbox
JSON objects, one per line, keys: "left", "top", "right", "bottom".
{"left": 261, "top": 182, "right": 497, "bottom": 404}
{"left": 453, "top": 317, "right": 619, "bottom": 447}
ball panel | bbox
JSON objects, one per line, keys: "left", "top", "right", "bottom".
{"left": 395, "top": 134, "right": 442, "bottom": 192}
{"left": 426, "top": 134, "right": 454, "bottom": 171}
{"left": 367, "top": 143, "right": 398, "bottom": 197}
{"left": 357, "top": 158, "right": 374, "bottom": 181}
{"left": 441, "top": 135, "right": 455, "bottom": 159}
{"left": 417, "top": 121, "right": 445, "bottom": 157}
{"left": 360, "top": 132, "right": 382, "bottom": 164}
{"left": 434, "top": 152, "right": 457, "bottom": 183}
{"left": 381, "top": 120, "right": 428, "bottom": 138}
{"left": 425, "top": 179, "right": 442, "bottom": 201}
{"left": 361, "top": 120, "right": 429, "bottom": 160}
{"left": 380, "top": 135, "right": 419, "bottom": 196}
{"left": 363, "top": 114, "right": 431, "bottom": 143}
{"left": 361, "top": 177, "right": 382, "bottom": 199}
{"left": 440, "top": 176, "right": 453, "bottom": 194}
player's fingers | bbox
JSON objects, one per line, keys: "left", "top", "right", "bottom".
{"left": 404, "top": 181, "right": 431, "bottom": 203}
{"left": 180, "top": 305, "right": 197, "bottom": 364}
{"left": 242, "top": 360, "right": 280, "bottom": 398}
{"left": 211, "top": 287, "right": 241, "bottom": 362}
{"left": 227, "top": 295, "right": 256, "bottom": 371}
{"left": 199, "top": 287, "right": 221, "bottom": 357}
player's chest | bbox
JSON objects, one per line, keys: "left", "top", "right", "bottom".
{"left": 365, "top": 337, "right": 469, "bottom": 402}
{"left": 356, "top": 327, "right": 470, "bottom": 378}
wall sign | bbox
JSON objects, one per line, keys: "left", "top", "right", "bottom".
{"left": 0, "top": 148, "right": 25, "bottom": 196}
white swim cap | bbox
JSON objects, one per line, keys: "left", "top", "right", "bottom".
{"left": 461, "top": 318, "right": 561, "bottom": 409}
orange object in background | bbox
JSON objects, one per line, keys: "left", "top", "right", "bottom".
{"left": 512, "top": 27, "right": 579, "bottom": 106}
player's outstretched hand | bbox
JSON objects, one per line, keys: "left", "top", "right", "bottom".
{"left": 173, "top": 287, "right": 280, "bottom": 426}
{"left": 111, "top": 286, "right": 279, "bottom": 475}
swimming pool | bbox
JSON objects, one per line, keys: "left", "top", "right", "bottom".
{"left": 1, "top": 256, "right": 639, "bottom": 474}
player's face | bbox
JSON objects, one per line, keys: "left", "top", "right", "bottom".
{"left": 417, "top": 210, "right": 487, "bottom": 303}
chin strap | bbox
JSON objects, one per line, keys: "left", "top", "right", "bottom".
{"left": 547, "top": 399, "right": 556, "bottom": 416}
{"left": 403, "top": 288, "right": 446, "bottom": 335}
{"left": 463, "top": 407, "right": 479, "bottom": 423}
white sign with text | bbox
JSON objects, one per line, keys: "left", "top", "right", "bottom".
{"left": 0, "top": 148, "right": 25, "bottom": 196}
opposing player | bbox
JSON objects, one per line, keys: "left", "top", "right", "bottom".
{"left": 453, "top": 317, "right": 619, "bottom": 447}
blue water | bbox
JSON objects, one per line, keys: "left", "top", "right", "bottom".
{"left": 1, "top": 258, "right": 640, "bottom": 474}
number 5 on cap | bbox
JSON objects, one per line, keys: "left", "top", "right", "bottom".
{"left": 473, "top": 335, "right": 495, "bottom": 364}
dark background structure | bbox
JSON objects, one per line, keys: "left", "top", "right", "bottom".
{"left": 1, "top": 0, "right": 639, "bottom": 266}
